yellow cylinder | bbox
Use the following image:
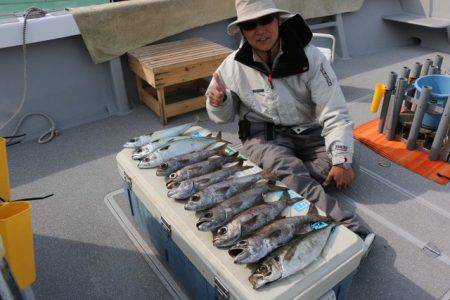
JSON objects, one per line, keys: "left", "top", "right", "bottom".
{"left": 0, "top": 138, "right": 10, "bottom": 201}
{"left": 370, "top": 83, "right": 387, "bottom": 113}
{"left": 0, "top": 202, "right": 36, "bottom": 289}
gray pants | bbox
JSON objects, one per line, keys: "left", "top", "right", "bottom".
{"left": 241, "top": 126, "right": 370, "bottom": 235}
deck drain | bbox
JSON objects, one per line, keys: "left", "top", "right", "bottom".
{"left": 422, "top": 242, "right": 442, "bottom": 259}
{"left": 378, "top": 161, "right": 391, "bottom": 167}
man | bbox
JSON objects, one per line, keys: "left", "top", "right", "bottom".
{"left": 205, "top": 0, "right": 375, "bottom": 250}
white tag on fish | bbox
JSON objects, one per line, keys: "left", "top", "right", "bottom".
{"left": 281, "top": 199, "right": 310, "bottom": 217}
{"left": 263, "top": 190, "right": 285, "bottom": 203}
{"left": 189, "top": 130, "right": 209, "bottom": 137}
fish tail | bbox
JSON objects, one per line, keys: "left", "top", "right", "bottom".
{"left": 307, "top": 204, "right": 330, "bottom": 222}
{"left": 261, "top": 170, "right": 278, "bottom": 184}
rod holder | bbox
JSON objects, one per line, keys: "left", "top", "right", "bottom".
{"left": 434, "top": 54, "right": 443, "bottom": 70}
{"left": 406, "top": 86, "right": 432, "bottom": 150}
{"left": 378, "top": 72, "right": 398, "bottom": 133}
{"left": 386, "top": 78, "right": 406, "bottom": 140}
{"left": 421, "top": 59, "right": 433, "bottom": 76}
{"left": 400, "top": 66, "right": 411, "bottom": 80}
{"left": 429, "top": 96, "right": 450, "bottom": 160}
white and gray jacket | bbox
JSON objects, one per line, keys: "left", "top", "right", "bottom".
{"left": 206, "top": 14, "right": 354, "bottom": 165}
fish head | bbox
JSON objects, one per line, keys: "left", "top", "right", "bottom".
{"left": 196, "top": 208, "right": 226, "bottom": 231}
{"left": 228, "top": 238, "right": 266, "bottom": 264}
{"left": 248, "top": 257, "right": 283, "bottom": 289}
{"left": 166, "top": 180, "right": 181, "bottom": 190}
{"left": 137, "top": 153, "right": 161, "bottom": 169}
{"left": 167, "top": 181, "right": 196, "bottom": 200}
{"left": 168, "top": 172, "right": 180, "bottom": 182}
{"left": 156, "top": 162, "right": 174, "bottom": 177}
{"left": 184, "top": 192, "right": 206, "bottom": 211}
{"left": 132, "top": 145, "right": 153, "bottom": 160}
{"left": 124, "top": 135, "right": 151, "bottom": 148}
{"left": 213, "top": 222, "right": 241, "bottom": 248}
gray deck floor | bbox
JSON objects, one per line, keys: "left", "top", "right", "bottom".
{"left": 7, "top": 45, "right": 450, "bottom": 299}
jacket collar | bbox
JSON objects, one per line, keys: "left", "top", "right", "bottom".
{"left": 234, "top": 14, "right": 312, "bottom": 78}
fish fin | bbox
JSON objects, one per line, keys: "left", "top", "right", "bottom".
{"left": 268, "top": 229, "right": 283, "bottom": 240}
{"left": 195, "top": 178, "right": 210, "bottom": 185}
{"left": 228, "top": 201, "right": 244, "bottom": 210}
{"left": 158, "top": 145, "right": 171, "bottom": 151}
{"left": 215, "top": 186, "right": 230, "bottom": 194}
{"left": 261, "top": 170, "right": 278, "bottom": 184}
{"left": 241, "top": 215, "right": 260, "bottom": 227}
{"left": 268, "top": 183, "right": 288, "bottom": 191}
{"left": 307, "top": 204, "right": 330, "bottom": 222}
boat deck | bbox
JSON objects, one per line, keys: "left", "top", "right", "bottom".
{"left": 7, "top": 45, "right": 450, "bottom": 299}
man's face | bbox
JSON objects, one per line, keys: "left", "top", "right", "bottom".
{"left": 240, "top": 14, "right": 280, "bottom": 52}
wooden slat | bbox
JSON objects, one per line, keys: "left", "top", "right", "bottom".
{"left": 154, "top": 57, "right": 225, "bottom": 88}
{"left": 138, "top": 41, "right": 219, "bottom": 59}
{"left": 156, "top": 87, "right": 167, "bottom": 124}
{"left": 129, "top": 38, "right": 205, "bottom": 56}
{"left": 139, "top": 87, "right": 161, "bottom": 117}
{"left": 128, "top": 54, "right": 156, "bottom": 86}
{"left": 141, "top": 45, "right": 226, "bottom": 66}
{"left": 165, "top": 96, "right": 206, "bottom": 118}
{"left": 148, "top": 49, "right": 231, "bottom": 69}
{"left": 130, "top": 38, "right": 215, "bottom": 59}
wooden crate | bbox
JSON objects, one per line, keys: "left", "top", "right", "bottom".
{"left": 128, "top": 38, "right": 232, "bottom": 124}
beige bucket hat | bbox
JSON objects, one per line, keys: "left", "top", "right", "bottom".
{"left": 227, "top": 0, "right": 292, "bottom": 35}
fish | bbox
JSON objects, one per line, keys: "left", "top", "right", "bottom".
{"left": 156, "top": 144, "right": 230, "bottom": 177}
{"left": 137, "top": 132, "right": 223, "bottom": 169}
{"left": 123, "top": 122, "right": 195, "bottom": 148}
{"left": 166, "top": 153, "right": 241, "bottom": 189}
{"left": 184, "top": 171, "right": 277, "bottom": 211}
{"left": 249, "top": 226, "right": 333, "bottom": 289}
{"left": 132, "top": 135, "right": 202, "bottom": 160}
{"left": 213, "top": 192, "right": 294, "bottom": 248}
{"left": 228, "top": 206, "right": 330, "bottom": 264}
{"left": 196, "top": 182, "right": 287, "bottom": 231}
{"left": 167, "top": 161, "right": 253, "bottom": 200}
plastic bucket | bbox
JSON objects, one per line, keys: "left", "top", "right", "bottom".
{"left": 414, "top": 75, "right": 450, "bottom": 129}
{"left": 0, "top": 202, "right": 36, "bottom": 288}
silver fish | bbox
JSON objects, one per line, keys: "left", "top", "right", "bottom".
{"left": 137, "top": 132, "right": 223, "bottom": 169}
{"left": 124, "top": 122, "right": 195, "bottom": 148}
{"left": 196, "top": 182, "right": 287, "bottom": 231}
{"left": 213, "top": 192, "right": 293, "bottom": 248}
{"left": 167, "top": 161, "right": 252, "bottom": 200}
{"left": 166, "top": 153, "right": 241, "bottom": 189}
{"left": 184, "top": 171, "right": 277, "bottom": 211}
{"left": 228, "top": 206, "right": 330, "bottom": 264}
{"left": 132, "top": 135, "right": 199, "bottom": 160}
{"left": 156, "top": 144, "right": 228, "bottom": 177}
{"left": 249, "top": 226, "right": 333, "bottom": 289}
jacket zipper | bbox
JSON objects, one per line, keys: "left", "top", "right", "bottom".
{"left": 268, "top": 73, "right": 274, "bottom": 89}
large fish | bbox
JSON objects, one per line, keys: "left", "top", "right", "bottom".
{"left": 213, "top": 192, "right": 294, "bottom": 248}
{"left": 123, "top": 122, "right": 195, "bottom": 148}
{"left": 249, "top": 226, "right": 333, "bottom": 289}
{"left": 228, "top": 206, "right": 330, "bottom": 264}
{"left": 184, "top": 171, "right": 277, "bottom": 211}
{"left": 196, "top": 182, "right": 287, "bottom": 231}
{"left": 132, "top": 134, "right": 205, "bottom": 160}
{"left": 137, "top": 132, "right": 223, "bottom": 169}
{"left": 166, "top": 153, "right": 241, "bottom": 189}
{"left": 156, "top": 144, "right": 230, "bottom": 177}
{"left": 167, "top": 161, "right": 252, "bottom": 200}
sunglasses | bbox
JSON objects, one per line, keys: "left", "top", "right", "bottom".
{"left": 239, "top": 14, "right": 277, "bottom": 31}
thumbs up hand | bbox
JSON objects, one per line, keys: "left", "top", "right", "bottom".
{"left": 208, "top": 72, "right": 227, "bottom": 107}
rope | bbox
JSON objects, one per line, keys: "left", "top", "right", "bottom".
{"left": 0, "top": 8, "right": 58, "bottom": 144}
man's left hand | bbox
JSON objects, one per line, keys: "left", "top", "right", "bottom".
{"left": 323, "top": 166, "right": 355, "bottom": 189}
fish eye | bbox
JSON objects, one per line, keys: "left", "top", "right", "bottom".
{"left": 217, "top": 227, "right": 227, "bottom": 235}
{"left": 129, "top": 138, "right": 136, "bottom": 142}
{"left": 169, "top": 173, "right": 177, "bottom": 179}
{"left": 160, "top": 163, "right": 168, "bottom": 169}
{"left": 191, "top": 194, "right": 201, "bottom": 202}
{"left": 144, "top": 158, "right": 150, "bottom": 162}
{"left": 238, "top": 240, "right": 248, "bottom": 246}
{"left": 136, "top": 148, "right": 142, "bottom": 153}
{"left": 204, "top": 212, "right": 213, "bottom": 218}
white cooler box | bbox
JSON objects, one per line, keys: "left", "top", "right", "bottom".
{"left": 116, "top": 147, "right": 365, "bottom": 300}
